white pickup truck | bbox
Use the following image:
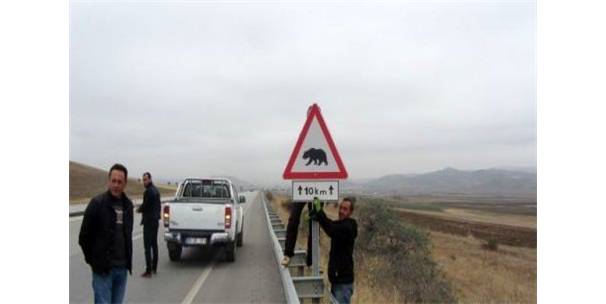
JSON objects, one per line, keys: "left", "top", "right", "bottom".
{"left": 162, "top": 178, "right": 245, "bottom": 262}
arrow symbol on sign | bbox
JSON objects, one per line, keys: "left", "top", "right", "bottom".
{"left": 329, "top": 185, "right": 334, "bottom": 195}
{"left": 298, "top": 186, "right": 303, "bottom": 195}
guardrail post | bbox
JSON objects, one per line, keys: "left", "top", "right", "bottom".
{"left": 292, "top": 276, "right": 324, "bottom": 302}
{"left": 288, "top": 250, "right": 307, "bottom": 277}
{"left": 274, "top": 228, "right": 286, "bottom": 238}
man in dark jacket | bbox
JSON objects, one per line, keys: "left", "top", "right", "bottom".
{"left": 79, "top": 163, "right": 134, "bottom": 304}
{"left": 311, "top": 197, "right": 358, "bottom": 304}
{"left": 136, "top": 172, "right": 161, "bottom": 277}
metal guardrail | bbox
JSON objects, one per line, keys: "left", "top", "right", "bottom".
{"left": 261, "top": 194, "right": 301, "bottom": 304}
{"left": 262, "top": 193, "right": 328, "bottom": 303}
{"left": 69, "top": 210, "right": 86, "bottom": 217}
{"left": 263, "top": 193, "right": 341, "bottom": 304}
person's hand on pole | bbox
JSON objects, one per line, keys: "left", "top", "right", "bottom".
{"left": 310, "top": 197, "right": 323, "bottom": 220}
{"left": 313, "top": 197, "right": 323, "bottom": 212}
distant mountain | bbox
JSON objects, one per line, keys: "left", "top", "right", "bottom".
{"left": 344, "top": 167, "right": 536, "bottom": 196}
{"left": 493, "top": 166, "right": 537, "bottom": 173}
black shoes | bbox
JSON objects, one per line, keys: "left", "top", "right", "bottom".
{"left": 140, "top": 271, "right": 152, "bottom": 278}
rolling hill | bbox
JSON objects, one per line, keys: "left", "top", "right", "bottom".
{"left": 69, "top": 161, "right": 177, "bottom": 203}
{"left": 343, "top": 167, "right": 536, "bottom": 196}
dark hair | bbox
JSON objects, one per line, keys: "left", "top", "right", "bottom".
{"left": 109, "top": 163, "right": 128, "bottom": 180}
{"left": 143, "top": 172, "right": 152, "bottom": 179}
{"left": 342, "top": 196, "right": 356, "bottom": 212}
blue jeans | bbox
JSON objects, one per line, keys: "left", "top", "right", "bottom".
{"left": 92, "top": 266, "right": 128, "bottom": 304}
{"left": 331, "top": 283, "right": 354, "bottom": 304}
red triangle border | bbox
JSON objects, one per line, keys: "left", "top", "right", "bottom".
{"left": 283, "top": 104, "right": 348, "bottom": 180}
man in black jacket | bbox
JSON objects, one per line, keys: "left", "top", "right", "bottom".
{"left": 136, "top": 172, "right": 161, "bottom": 277}
{"left": 79, "top": 163, "right": 134, "bottom": 304}
{"left": 311, "top": 197, "right": 358, "bottom": 304}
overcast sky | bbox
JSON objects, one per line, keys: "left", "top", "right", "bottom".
{"left": 69, "top": 0, "right": 536, "bottom": 186}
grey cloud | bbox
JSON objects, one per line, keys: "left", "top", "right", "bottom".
{"left": 70, "top": 1, "right": 536, "bottom": 186}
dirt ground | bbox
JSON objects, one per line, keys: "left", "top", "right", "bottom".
{"left": 397, "top": 209, "right": 537, "bottom": 248}
{"left": 398, "top": 207, "right": 536, "bottom": 228}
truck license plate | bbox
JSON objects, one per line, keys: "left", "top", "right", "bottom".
{"left": 186, "top": 237, "right": 207, "bottom": 245}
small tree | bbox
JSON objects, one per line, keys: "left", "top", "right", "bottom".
{"left": 265, "top": 191, "right": 274, "bottom": 202}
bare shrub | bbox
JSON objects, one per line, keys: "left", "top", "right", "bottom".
{"left": 355, "top": 200, "right": 456, "bottom": 303}
{"left": 281, "top": 198, "right": 293, "bottom": 209}
{"left": 483, "top": 238, "right": 499, "bottom": 251}
{"left": 265, "top": 191, "right": 274, "bottom": 202}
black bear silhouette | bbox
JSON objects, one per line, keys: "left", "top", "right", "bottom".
{"left": 302, "top": 148, "right": 328, "bottom": 166}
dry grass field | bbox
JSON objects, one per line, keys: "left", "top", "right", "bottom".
{"left": 431, "top": 231, "right": 536, "bottom": 303}
{"left": 70, "top": 161, "right": 177, "bottom": 203}
{"left": 269, "top": 193, "right": 536, "bottom": 303}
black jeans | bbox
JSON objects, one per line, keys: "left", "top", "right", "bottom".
{"left": 143, "top": 220, "right": 159, "bottom": 272}
{"left": 283, "top": 202, "right": 312, "bottom": 266}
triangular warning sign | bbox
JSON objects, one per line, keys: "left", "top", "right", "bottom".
{"left": 283, "top": 104, "right": 348, "bottom": 179}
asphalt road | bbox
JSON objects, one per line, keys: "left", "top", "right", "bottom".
{"left": 69, "top": 191, "right": 284, "bottom": 303}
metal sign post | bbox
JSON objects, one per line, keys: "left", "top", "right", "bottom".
{"left": 311, "top": 206, "right": 320, "bottom": 276}
{"left": 282, "top": 104, "right": 348, "bottom": 304}
{"left": 311, "top": 214, "right": 321, "bottom": 304}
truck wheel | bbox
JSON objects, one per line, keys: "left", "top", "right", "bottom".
{"left": 168, "top": 242, "right": 182, "bottom": 262}
{"left": 224, "top": 241, "right": 236, "bottom": 262}
{"left": 237, "top": 225, "right": 244, "bottom": 247}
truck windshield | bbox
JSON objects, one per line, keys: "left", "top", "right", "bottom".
{"left": 181, "top": 180, "right": 231, "bottom": 198}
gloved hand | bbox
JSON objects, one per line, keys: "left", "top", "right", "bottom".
{"left": 309, "top": 197, "right": 323, "bottom": 220}
{"left": 312, "top": 197, "right": 323, "bottom": 213}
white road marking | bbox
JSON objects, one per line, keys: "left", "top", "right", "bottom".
{"left": 70, "top": 216, "right": 83, "bottom": 222}
{"left": 180, "top": 259, "right": 216, "bottom": 304}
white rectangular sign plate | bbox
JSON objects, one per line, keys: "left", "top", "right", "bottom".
{"left": 292, "top": 181, "right": 339, "bottom": 202}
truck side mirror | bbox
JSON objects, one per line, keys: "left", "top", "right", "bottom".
{"left": 239, "top": 195, "right": 246, "bottom": 203}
